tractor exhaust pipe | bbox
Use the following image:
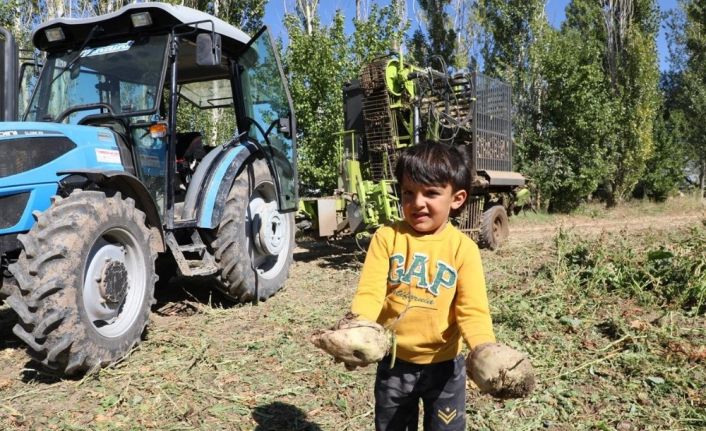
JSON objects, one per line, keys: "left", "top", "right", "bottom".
{"left": 0, "top": 27, "right": 18, "bottom": 122}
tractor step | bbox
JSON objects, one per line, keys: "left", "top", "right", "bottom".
{"left": 178, "top": 243, "right": 206, "bottom": 253}
{"left": 165, "top": 231, "right": 218, "bottom": 277}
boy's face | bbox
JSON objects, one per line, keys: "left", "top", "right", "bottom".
{"left": 400, "top": 176, "right": 467, "bottom": 234}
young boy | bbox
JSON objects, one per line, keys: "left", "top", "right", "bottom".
{"left": 350, "top": 141, "right": 496, "bottom": 431}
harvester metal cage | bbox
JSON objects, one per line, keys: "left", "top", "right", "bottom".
{"left": 473, "top": 73, "right": 513, "bottom": 173}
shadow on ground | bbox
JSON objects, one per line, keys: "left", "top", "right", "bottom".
{"left": 151, "top": 257, "right": 238, "bottom": 316}
{"left": 252, "top": 401, "right": 323, "bottom": 431}
{"left": 0, "top": 307, "right": 20, "bottom": 352}
{"left": 294, "top": 236, "right": 369, "bottom": 271}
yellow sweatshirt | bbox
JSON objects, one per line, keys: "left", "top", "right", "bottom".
{"left": 351, "top": 222, "right": 496, "bottom": 364}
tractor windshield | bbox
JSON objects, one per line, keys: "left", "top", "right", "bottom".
{"left": 25, "top": 34, "right": 167, "bottom": 123}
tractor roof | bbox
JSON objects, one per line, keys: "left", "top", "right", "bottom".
{"left": 32, "top": 2, "right": 251, "bottom": 54}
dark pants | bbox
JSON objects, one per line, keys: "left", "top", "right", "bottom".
{"left": 374, "top": 355, "right": 466, "bottom": 431}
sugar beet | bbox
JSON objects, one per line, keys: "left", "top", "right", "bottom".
{"left": 311, "top": 314, "right": 391, "bottom": 366}
{"left": 466, "top": 343, "right": 535, "bottom": 399}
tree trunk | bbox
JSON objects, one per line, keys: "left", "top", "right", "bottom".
{"left": 699, "top": 157, "right": 706, "bottom": 198}
{"left": 604, "top": 180, "right": 617, "bottom": 208}
{"left": 296, "top": 0, "right": 319, "bottom": 35}
{"left": 46, "top": 0, "right": 65, "bottom": 19}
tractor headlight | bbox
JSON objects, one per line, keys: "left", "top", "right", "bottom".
{"left": 131, "top": 12, "right": 152, "bottom": 28}
{"left": 44, "top": 27, "right": 65, "bottom": 43}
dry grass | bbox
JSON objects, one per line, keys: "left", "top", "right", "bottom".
{"left": 510, "top": 194, "right": 706, "bottom": 229}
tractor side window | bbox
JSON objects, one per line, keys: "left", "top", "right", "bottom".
{"left": 238, "top": 28, "right": 297, "bottom": 211}
{"left": 172, "top": 78, "right": 237, "bottom": 202}
{"left": 18, "top": 61, "right": 41, "bottom": 117}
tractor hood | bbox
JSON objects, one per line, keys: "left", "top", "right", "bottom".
{"left": 0, "top": 122, "right": 124, "bottom": 187}
{"left": 0, "top": 122, "right": 126, "bottom": 236}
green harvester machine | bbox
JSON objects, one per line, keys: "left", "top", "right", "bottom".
{"left": 299, "top": 55, "right": 530, "bottom": 249}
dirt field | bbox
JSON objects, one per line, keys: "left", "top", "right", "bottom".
{"left": 0, "top": 198, "right": 704, "bottom": 430}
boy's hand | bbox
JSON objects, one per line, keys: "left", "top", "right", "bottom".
{"left": 466, "top": 343, "right": 535, "bottom": 399}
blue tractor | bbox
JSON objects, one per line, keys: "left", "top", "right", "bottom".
{"left": 0, "top": 2, "right": 298, "bottom": 374}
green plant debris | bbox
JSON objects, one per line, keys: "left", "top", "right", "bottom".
{"left": 0, "top": 206, "right": 704, "bottom": 430}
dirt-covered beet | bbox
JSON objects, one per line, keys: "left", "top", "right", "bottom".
{"left": 466, "top": 343, "right": 536, "bottom": 399}
{"left": 311, "top": 313, "right": 391, "bottom": 366}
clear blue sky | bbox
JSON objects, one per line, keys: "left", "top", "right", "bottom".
{"left": 264, "top": 0, "right": 678, "bottom": 71}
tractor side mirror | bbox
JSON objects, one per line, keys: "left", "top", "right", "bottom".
{"left": 278, "top": 117, "right": 291, "bottom": 138}
{"left": 196, "top": 33, "right": 221, "bottom": 67}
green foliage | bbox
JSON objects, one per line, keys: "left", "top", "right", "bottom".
{"left": 571, "top": 0, "right": 661, "bottom": 205}
{"left": 679, "top": 0, "right": 706, "bottom": 195}
{"left": 407, "top": 29, "right": 429, "bottom": 66}
{"left": 284, "top": 2, "right": 406, "bottom": 192}
{"left": 634, "top": 95, "right": 687, "bottom": 201}
{"left": 479, "top": 0, "right": 545, "bottom": 78}
{"left": 608, "top": 14, "right": 661, "bottom": 204}
{"left": 503, "top": 0, "right": 661, "bottom": 210}
{"left": 526, "top": 28, "right": 614, "bottom": 212}
{"left": 351, "top": 1, "right": 407, "bottom": 66}
{"left": 477, "top": 0, "right": 550, "bottom": 207}
{"left": 0, "top": 0, "right": 18, "bottom": 28}
{"left": 661, "top": 1, "right": 706, "bottom": 196}
{"left": 557, "top": 225, "right": 706, "bottom": 314}
{"left": 284, "top": 12, "right": 348, "bottom": 190}
{"left": 407, "top": 0, "right": 456, "bottom": 67}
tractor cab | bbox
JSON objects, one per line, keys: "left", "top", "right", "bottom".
{"left": 24, "top": 2, "right": 297, "bottom": 221}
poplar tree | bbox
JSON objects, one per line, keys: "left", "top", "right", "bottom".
{"left": 679, "top": 0, "right": 706, "bottom": 196}
{"left": 284, "top": 2, "right": 407, "bottom": 191}
{"left": 407, "top": 0, "right": 456, "bottom": 68}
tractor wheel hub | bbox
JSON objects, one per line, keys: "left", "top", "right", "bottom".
{"left": 253, "top": 202, "right": 285, "bottom": 256}
{"left": 98, "top": 259, "right": 129, "bottom": 304}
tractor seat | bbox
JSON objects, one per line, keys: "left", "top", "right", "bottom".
{"left": 175, "top": 132, "right": 206, "bottom": 162}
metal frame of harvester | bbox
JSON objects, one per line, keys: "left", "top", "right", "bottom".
{"left": 299, "top": 55, "right": 529, "bottom": 249}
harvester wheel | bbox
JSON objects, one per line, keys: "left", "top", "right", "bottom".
{"left": 211, "top": 159, "right": 294, "bottom": 302}
{"left": 6, "top": 190, "right": 156, "bottom": 374}
{"left": 479, "top": 205, "right": 509, "bottom": 250}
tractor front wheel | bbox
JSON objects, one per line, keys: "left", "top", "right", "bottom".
{"left": 479, "top": 205, "right": 509, "bottom": 250}
{"left": 6, "top": 190, "right": 156, "bottom": 374}
{"left": 210, "top": 159, "right": 294, "bottom": 302}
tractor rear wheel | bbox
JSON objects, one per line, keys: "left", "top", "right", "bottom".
{"left": 6, "top": 190, "right": 156, "bottom": 374}
{"left": 479, "top": 205, "right": 509, "bottom": 250}
{"left": 210, "top": 159, "right": 294, "bottom": 302}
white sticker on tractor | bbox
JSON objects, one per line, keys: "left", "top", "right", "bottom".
{"left": 95, "top": 148, "right": 122, "bottom": 164}
{"left": 81, "top": 41, "right": 134, "bottom": 58}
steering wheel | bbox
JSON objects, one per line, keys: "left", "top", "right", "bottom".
{"left": 55, "top": 102, "right": 115, "bottom": 123}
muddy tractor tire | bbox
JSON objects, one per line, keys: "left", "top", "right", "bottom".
{"left": 211, "top": 159, "right": 294, "bottom": 302}
{"left": 6, "top": 190, "right": 156, "bottom": 374}
{"left": 479, "top": 205, "right": 509, "bottom": 250}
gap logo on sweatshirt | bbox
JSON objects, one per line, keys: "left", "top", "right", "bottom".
{"left": 388, "top": 253, "right": 457, "bottom": 296}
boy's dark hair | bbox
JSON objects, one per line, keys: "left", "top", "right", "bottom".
{"left": 394, "top": 141, "right": 471, "bottom": 192}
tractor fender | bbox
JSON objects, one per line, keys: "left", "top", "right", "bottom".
{"left": 182, "top": 142, "right": 258, "bottom": 229}
{"left": 57, "top": 169, "right": 165, "bottom": 252}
